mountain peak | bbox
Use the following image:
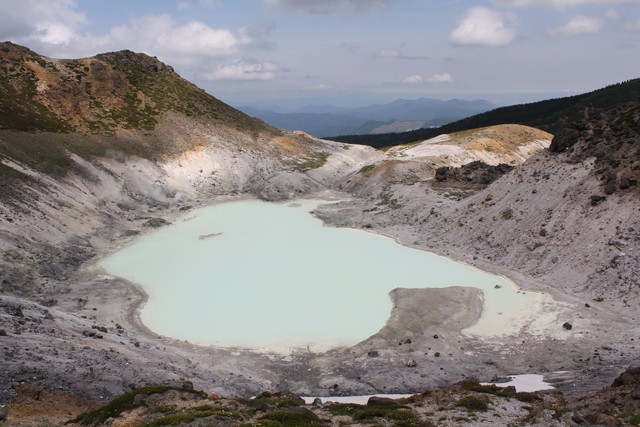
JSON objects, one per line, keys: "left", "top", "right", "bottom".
{"left": 0, "top": 43, "right": 265, "bottom": 134}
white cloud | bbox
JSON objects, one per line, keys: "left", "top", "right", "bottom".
{"left": 200, "top": 59, "right": 284, "bottom": 81}
{"left": 376, "top": 48, "right": 402, "bottom": 58}
{"left": 428, "top": 73, "right": 454, "bottom": 83}
{"left": 493, "top": 0, "right": 634, "bottom": 7}
{"left": 304, "top": 84, "right": 336, "bottom": 90}
{"left": 403, "top": 74, "right": 423, "bottom": 84}
{"left": 7, "top": 11, "right": 267, "bottom": 68}
{"left": 263, "top": 0, "right": 395, "bottom": 15}
{"left": 177, "top": 2, "right": 191, "bottom": 10}
{"left": 549, "top": 15, "right": 603, "bottom": 36}
{"left": 0, "top": 0, "right": 86, "bottom": 44}
{"left": 604, "top": 8, "right": 622, "bottom": 20}
{"left": 450, "top": 7, "right": 517, "bottom": 47}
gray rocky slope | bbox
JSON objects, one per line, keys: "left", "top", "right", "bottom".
{"left": 0, "top": 45, "right": 639, "bottom": 408}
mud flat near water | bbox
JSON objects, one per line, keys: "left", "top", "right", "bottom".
{"left": 99, "top": 198, "right": 548, "bottom": 352}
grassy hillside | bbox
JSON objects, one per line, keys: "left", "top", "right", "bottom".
{"left": 0, "top": 42, "right": 269, "bottom": 134}
{"left": 329, "top": 79, "right": 640, "bottom": 148}
{"left": 0, "top": 42, "right": 279, "bottom": 182}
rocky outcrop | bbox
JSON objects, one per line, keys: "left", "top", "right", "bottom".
{"left": 435, "top": 160, "right": 514, "bottom": 186}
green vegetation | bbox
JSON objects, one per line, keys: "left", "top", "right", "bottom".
{"left": 138, "top": 414, "right": 196, "bottom": 426}
{"left": 258, "top": 410, "right": 324, "bottom": 426}
{"left": 0, "top": 49, "right": 74, "bottom": 132}
{"left": 324, "top": 400, "right": 432, "bottom": 426}
{"left": 69, "top": 386, "right": 200, "bottom": 425}
{"left": 0, "top": 42, "right": 271, "bottom": 136}
{"left": 455, "top": 395, "right": 490, "bottom": 411}
{"left": 458, "top": 380, "right": 538, "bottom": 403}
{"left": 621, "top": 412, "right": 640, "bottom": 424}
{"left": 287, "top": 151, "right": 330, "bottom": 172}
{"left": 357, "top": 164, "right": 376, "bottom": 174}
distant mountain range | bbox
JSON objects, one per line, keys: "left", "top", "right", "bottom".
{"left": 237, "top": 98, "right": 495, "bottom": 137}
{"left": 330, "top": 78, "right": 640, "bottom": 148}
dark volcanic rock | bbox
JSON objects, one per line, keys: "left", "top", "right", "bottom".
{"left": 435, "top": 161, "right": 514, "bottom": 186}
{"left": 549, "top": 128, "right": 581, "bottom": 153}
{"left": 612, "top": 367, "right": 640, "bottom": 387}
{"left": 143, "top": 218, "right": 169, "bottom": 228}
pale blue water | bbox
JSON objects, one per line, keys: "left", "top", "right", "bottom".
{"left": 100, "top": 199, "right": 531, "bottom": 350}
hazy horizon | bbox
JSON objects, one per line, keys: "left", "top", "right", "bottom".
{"left": 1, "top": 0, "right": 639, "bottom": 110}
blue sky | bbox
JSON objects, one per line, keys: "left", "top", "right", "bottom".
{"left": 1, "top": 0, "right": 639, "bottom": 108}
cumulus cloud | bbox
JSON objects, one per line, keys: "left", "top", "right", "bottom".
{"left": 549, "top": 15, "right": 603, "bottom": 36}
{"left": 402, "top": 74, "right": 423, "bottom": 84}
{"left": 450, "top": 7, "right": 517, "bottom": 47}
{"left": 3, "top": 6, "right": 270, "bottom": 69}
{"left": 493, "top": 0, "right": 634, "bottom": 7}
{"left": 263, "top": 0, "right": 395, "bottom": 15}
{"left": 0, "top": 0, "right": 86, "bottom": 44}
{"left": 200, "top": 59, "right": 284, "bottom": 81}
{"left": 427, "top": 73, "right": 454, "bottom": 83}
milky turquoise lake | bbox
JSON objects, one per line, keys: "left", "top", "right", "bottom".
{"left": 100, "top": 199, "right": 532, "bottom": 350}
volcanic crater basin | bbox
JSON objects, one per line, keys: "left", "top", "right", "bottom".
{"left": 99, "top": 198, "right": 554, "bottom": 352}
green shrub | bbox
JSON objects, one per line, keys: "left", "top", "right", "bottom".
{"left": 455, "top": 395, "right": 489, "bottom": 411}
{"left": 259, "top": 410, "right": 324, "bottom": 426}
{"left": 69, "top": 386, "right": 198, "bottom": 425}
{"left": 358, "top": 164, "right": 376, "bottom": 174}
{"left": 138, "top": 414, "right": 195, "bottom": 427}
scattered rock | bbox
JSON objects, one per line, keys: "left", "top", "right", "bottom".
{"left": 0, "top": 329, "right": 7, "bottom": 336}
{"left": 133, "top": 394, "right": 147, "bottom": 406}
{"left": 612, "top": 367, "right": 640, "bottom": 387}
{"left": 367, "top": 351, "right": 380, "bottom": 358}
{"left": 590, "top": 195, "right": 606, "bottom": 206}
{"left": 143, "top": 218, "right": 169, "bottom": 228}
{"left": 434, "top": 352, "right": 441, "bottom": 357}
{"left": 563, "top": 322, "right": 573, "bottom": 330}
{"left": 312, "top": 397, "right": 323, "bottom": 407}
{"left": 82, "top": 330, "right": 103, "bottom": 339}
{"left": 405, "top": 359, "right": 417, "bottom": 367}
{"left": 619, "top": 176, "right": 631, "bottom": 189}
